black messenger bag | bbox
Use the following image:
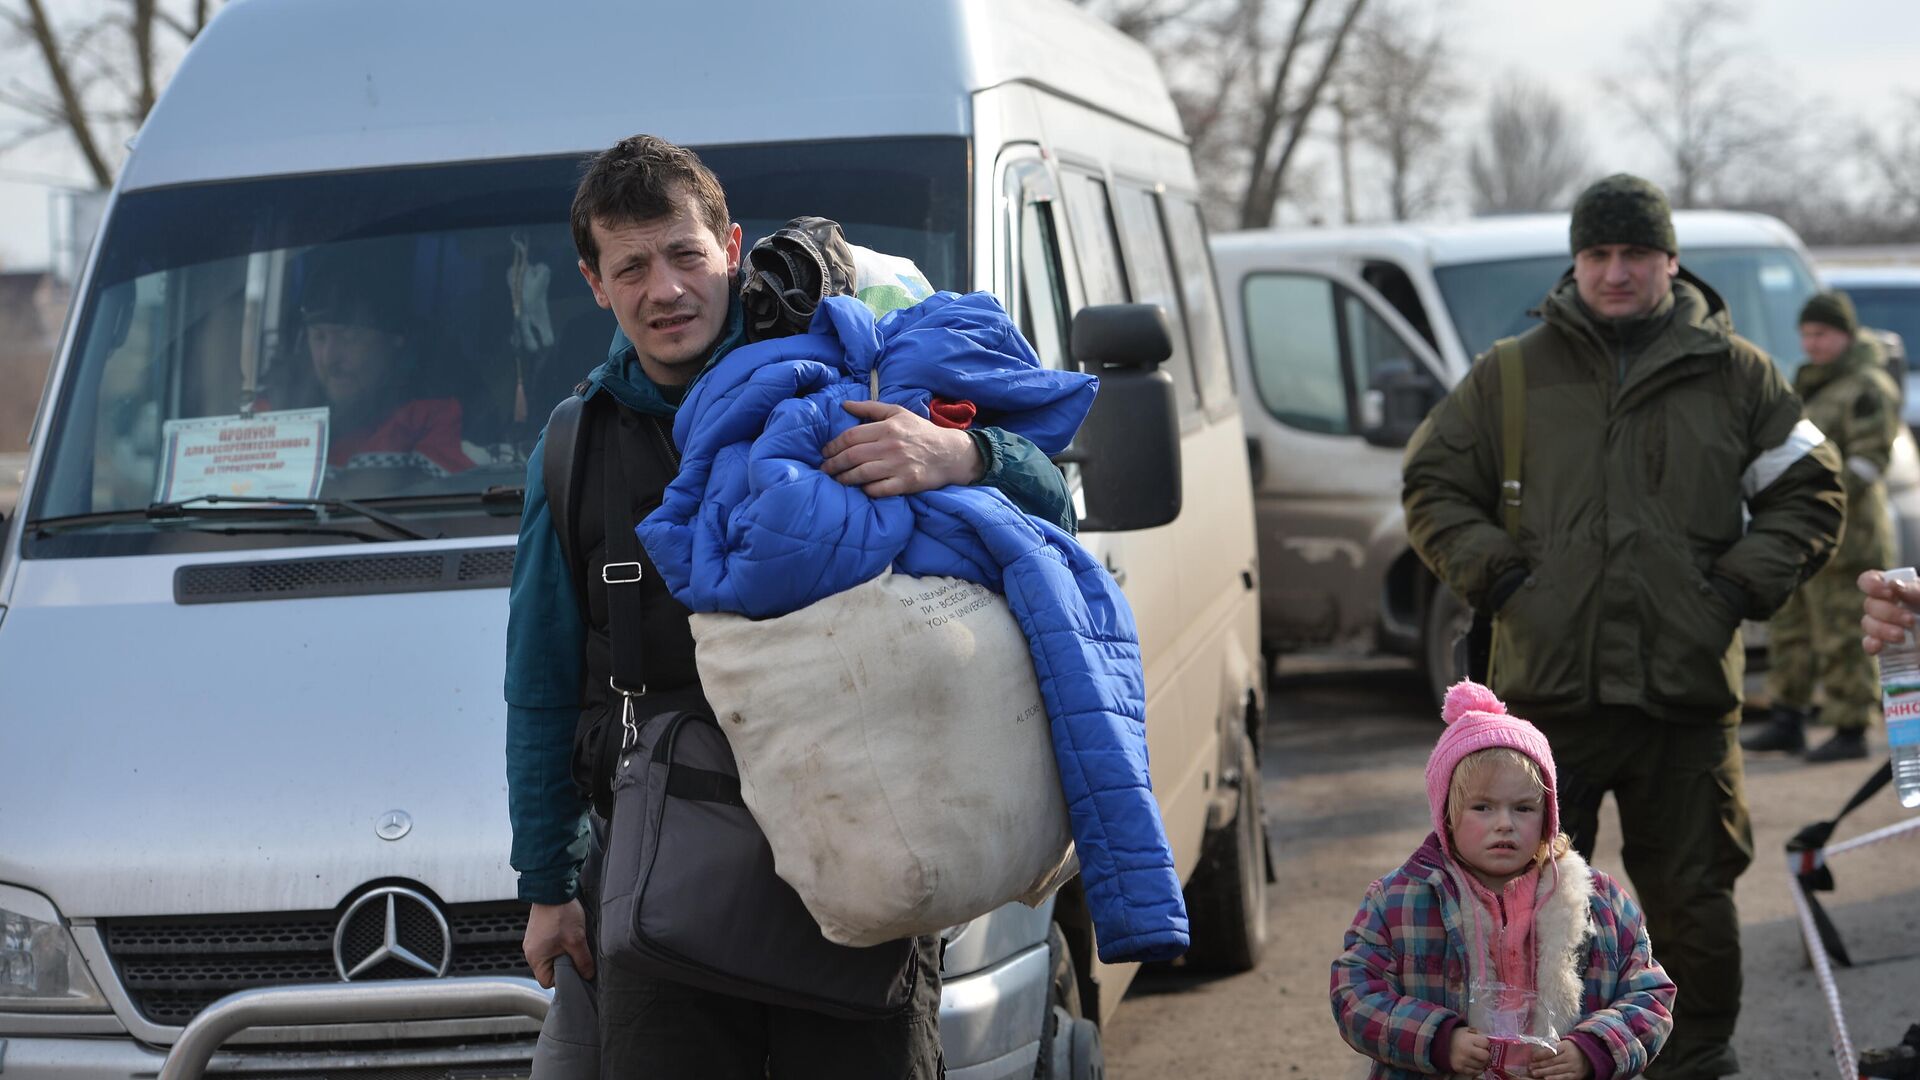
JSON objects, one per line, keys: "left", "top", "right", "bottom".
{"left": 578, "top": 402, "right": 917, "bottom": 1019}
{"left": 597, "top": 706, "right": 919, "bottom": 1019}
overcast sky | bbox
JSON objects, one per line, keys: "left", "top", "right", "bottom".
{"left": 0, "top": 0, "right": 1914, "bottom": 271}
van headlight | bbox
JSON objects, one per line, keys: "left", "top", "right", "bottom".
{"left": 0, "top": 885, "right": 109, "bottom": 1012}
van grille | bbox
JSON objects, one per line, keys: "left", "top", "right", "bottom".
{"left": 174, "top": 548, "right": 515, "bottom": 604}
{"left": 99, "top": 903, "right": 533, "bottom": 1027}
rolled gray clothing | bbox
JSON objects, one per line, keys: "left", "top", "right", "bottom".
{"left": 531, "top": 817, "right": 604, "bottom": 1080}
{"left": 531, "top": 955, "right": 599, "bottom": 1080}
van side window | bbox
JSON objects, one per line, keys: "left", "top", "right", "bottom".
{"left": 1110, "top": 182, "right": 1201, "bottom": 419}
{"left": 1343, "top": 291, "right": 1420, "bottom": 401}
{"left": 1058, "top": 169, "right": 1130, "bottom": 307}
{"left": 1361, "top": 260, "right": 1439, "bottom": 350}
{"left": 1160, "top": 195, "right": 1237, "bottom": 413}
{"left": 1243, "top": 273, "right": 1348, "bottom": 435}
{"left": 1017, "top": 200, "right": 1072, "bottom": 370}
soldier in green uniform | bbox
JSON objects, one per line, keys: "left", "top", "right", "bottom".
{"left": 1402, "top": 175, "right": 1845, "bottom": 1080}
{"left": 1745, "top": 291, "right": 1901, "bottom": 762}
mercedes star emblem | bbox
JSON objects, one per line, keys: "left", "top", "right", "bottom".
{"left": 375, "top": 810, "right": 413, "bottom": 841}
{"left": 333, "top": 886, "right": 453, "bottom": 981}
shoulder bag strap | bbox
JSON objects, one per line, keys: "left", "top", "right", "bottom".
{"left": 542, "top": 393, "right": 588, "bottom": 577}
{"left": 1495, "top": 336, "right": 1525, "bottom": 538}
{"left": 601, "top": 408, "right": 679, "bottom": 748}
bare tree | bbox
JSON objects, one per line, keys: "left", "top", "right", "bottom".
{"left": 1, "top": 0, "right": 220, "bottom": 187}
{"left": 1080, "top": 0, "right": 1366, "bottom": 228}
{"left": 1861, "top": 94, "right": 1920, "bottom": 222}
{"left": 1467, "top": 77, "right": 1591, "bottom": 215}
{"left": 1339, "top": 1, "right": 1458, "bottom": 221}
{"left": 1604, "top": 0, "right": 1794, "bottom": 208}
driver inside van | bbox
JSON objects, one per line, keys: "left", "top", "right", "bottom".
{"left": 295, "top": 261, "right": 475, "bottom": 476}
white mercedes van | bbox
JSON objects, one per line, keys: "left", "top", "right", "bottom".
{"left": 1213, "top": 211, "right": 1920, "bottom": 700}
{"left": 0, "top": 2, "right": 1265, "bottom": 1078}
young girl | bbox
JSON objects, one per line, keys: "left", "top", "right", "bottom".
{"left": 1331, "top": 682, "right": 1675, "bottom": 1079}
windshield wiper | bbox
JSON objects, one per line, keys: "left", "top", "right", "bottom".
{"left": 30, "top": 494, "right": 430, "bottom": 542}
{"left": 353, "top": 485, "right": 525, "bottom": 514}
{"left": 147, "top": 494, "right": 432, "bottom": 541}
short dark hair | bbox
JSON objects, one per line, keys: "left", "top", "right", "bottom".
{"left": 570, "top": 135, "right": 731, "bottom": 274}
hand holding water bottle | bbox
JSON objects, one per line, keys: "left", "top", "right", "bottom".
{"left": 1858, "top": 568, "right": 1920, "bottom": 808}
{"left": 1859, "top": 568, "right": 1920, "bottom": 655}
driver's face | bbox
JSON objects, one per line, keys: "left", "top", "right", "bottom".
{"left": 309, "top": 322, "right": 403, "bottom": 411}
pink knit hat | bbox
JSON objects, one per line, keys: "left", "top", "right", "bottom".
{"left": 1425, "top": 680, "right": 1559, "bottom": 855}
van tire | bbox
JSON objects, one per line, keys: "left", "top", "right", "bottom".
{"left": 1179, "top": 731, "right": 1267, "bottom": 972}
{"left": 1037, "top": 923, "right": 1102, "bottom": 1079}
{"left": 1421, "top": 583, "right": 1472, "bottom": 710}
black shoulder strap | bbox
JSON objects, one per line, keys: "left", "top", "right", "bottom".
{"left": 603, "top": 413, "right": 675, "bottom": 696}
{"left": 542, "top": 392, "right": 589, "bottom": 573}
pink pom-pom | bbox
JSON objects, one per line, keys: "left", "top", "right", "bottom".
{"left": 1442, "top": 680, "right": 1506, "bottom": 725}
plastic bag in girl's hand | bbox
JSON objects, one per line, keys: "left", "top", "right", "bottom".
{"left": 1472, "top": 981, "right": 1559, "bottom": 1080}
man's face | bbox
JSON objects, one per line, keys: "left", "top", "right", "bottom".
{"left": 1573, "top": 243, "right": 1679, "bottom": 320}
{"left": 578, "top": 192, "right": 742, "bottom": 386}
{"left": 1801, "top": 322, "right": 1852, "bottom": 365}
{"left": 309, "top": 322, "right": 403, "bottom": 412}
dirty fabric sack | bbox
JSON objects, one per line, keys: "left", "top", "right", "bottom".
{"left": 692, "top": 571, "right": 1076, "bottom": 947}
{"left": 638, "top": 291, "right": 1190, "bottom": 963}
{"left": 596, "top": 705, "right": 918, "bottom": 1018}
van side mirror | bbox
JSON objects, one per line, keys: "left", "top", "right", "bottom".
{"left": 1056, "top": 304, "right": 1182, "bottom": 532}
{"left": 1360, "top": 358, "right": 1442, "bottom": 448}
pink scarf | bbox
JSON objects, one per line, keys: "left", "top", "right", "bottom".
{"left": 1462, "top": 863, "right": 1542, "bottom": 993}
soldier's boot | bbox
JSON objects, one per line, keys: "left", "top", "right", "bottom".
{"left": 1805, "top": 726, "right": 1868, "bottom": 763}
{"left": 1740, "top": 705, "right": 1808, "bottom": 753}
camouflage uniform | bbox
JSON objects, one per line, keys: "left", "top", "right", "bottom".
{"left": 1766, "top": 327, "right": 1902, "bottom": 731}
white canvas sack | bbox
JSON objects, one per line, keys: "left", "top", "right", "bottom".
{"left": 689, "top": 572, "right": 1076, "bottom": 947}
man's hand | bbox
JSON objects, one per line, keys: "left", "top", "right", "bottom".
{"left": 1860, "top": 568, "right": 1918, "bottom": 655}
{"left": 522, "top": 899, "right": 593, "bottom": 988}
{"left": 1531, "top": 1038, "right": 1594, "bottom": 1079}
{"left": 1449, "top": 1027, "right": 1492, "bottom": 1075}
{"left": 821, "top": 400, "right": 985, "bottom": 497}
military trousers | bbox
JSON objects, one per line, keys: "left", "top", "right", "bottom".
{"left": 1534, "top": 712, "right": 1753, "bottom": 1080}
{"left": 1766, "top": 565, "right": 1882, "bottom": 731}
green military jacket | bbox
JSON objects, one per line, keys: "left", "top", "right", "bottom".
{"left": 1794, "top": 331, "right": 1901, "bottom": 573}
{"left": 1403, "top": 271, "right": 1845, "bottom": 723}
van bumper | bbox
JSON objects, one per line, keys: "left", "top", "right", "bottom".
{"left": 938, "top": 941, "right": 1049, "bottom": 1080}
{"left": 3, "top": 954, "right": 1049, "bottom": 1080}
{"left": 0, "top": 978, "right": 548, "bottom": 1080}
{"left": 0, "top": 1033, "right": 543, "bottom": 1080}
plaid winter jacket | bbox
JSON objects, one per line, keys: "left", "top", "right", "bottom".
{"left": 1331, "top": 833, "right": 1674, "bottom": 1079}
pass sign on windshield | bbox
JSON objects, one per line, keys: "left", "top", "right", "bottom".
{"left": 155, "top": 408, "right": 330, "bottom": 503}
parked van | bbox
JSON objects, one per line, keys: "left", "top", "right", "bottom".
{"left": 0, "top": 2, "right": 1265, "bottom": 1078}
{"left": 1213, "top": 211, "right": 1920, "bottom": 699}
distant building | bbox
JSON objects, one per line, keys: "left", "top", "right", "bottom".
{"left": 0, "top": 269, "right": 70, "bottom": 454}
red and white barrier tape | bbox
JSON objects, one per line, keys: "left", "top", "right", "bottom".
{"left": 1785, "top": 813, "right": 1920, "bottom": 1080}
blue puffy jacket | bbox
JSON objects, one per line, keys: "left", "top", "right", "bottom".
{"left": 636, "top": 291, "right": 1190, "bottom": 964}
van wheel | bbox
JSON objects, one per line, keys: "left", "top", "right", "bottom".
{"left": 1421, "top": 583, "right": 1472, "bottom": 710}
{"left": 1180, "top": 731, "right": 1268, "bottom": 972}
{"left": 1037, "top": 924, "right": 1103, "bottom": 1079}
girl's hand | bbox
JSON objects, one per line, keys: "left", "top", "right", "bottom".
{"left": 1531, "top": 1039, "right": 1593, "bottom": 1079}
{"left": 1450, "top": 1027, "right": 1491, "bottom": 1074}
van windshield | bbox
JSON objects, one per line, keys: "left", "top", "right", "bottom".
{"left": 1435, "top": 247, "right": 1819, "bottom": 370}
{"left": 26, "top": 137, "right": 967, "bottom": 557}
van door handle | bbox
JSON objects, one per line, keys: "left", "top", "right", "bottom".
{"left": 1105, "top": 554, "right": 1127, "bottom": 588}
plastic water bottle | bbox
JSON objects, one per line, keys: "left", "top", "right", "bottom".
{"left": 1879, "top": 567, "right": 1920, "bottom": 808}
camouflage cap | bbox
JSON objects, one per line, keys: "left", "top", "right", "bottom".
{"left": 1799, "top": 290, "right": 1857, "bottom": 335}
{"left": 1569, "top": 174, "right": 1677, "bottom": 257}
